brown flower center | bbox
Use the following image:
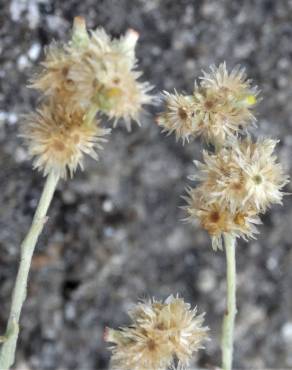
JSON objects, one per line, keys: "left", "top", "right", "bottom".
{"left": 178, "top": 107, "right": 188, "bottom": 120}
{"left": 231, "top": 181, "right": 243, "bottom": 191}
{"left": 62, "top": 66, "right": 69, "bottom": 77}
{"left": 209, "top": 211, "right": 220, "bottom": 223}
{"left": 204, "top": 100, "right": 214, "bottom": 110}
{"left": 147, "top": 339, "right": 157, "bottom": 351}
{"left": 53, "top": 140, "right": 66, "bottom": 152}
{"left": 155, "top": 322, "right": 166, "bottom": 330}
{"left": 113, "top": 77, "right": 121, "bottom": 85}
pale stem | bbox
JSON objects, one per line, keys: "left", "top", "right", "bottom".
{"left": 221, "top": 233, "right": 237, "bottom": 370}
{"left": 0, "top": 171, "right": 59, "bottom": 370}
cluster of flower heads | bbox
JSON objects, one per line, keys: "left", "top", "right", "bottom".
{"left": 106, "top": 295, "right": 208, "bottom": 370}
{"left": 158, "top": 64, "right": 289, "bottom": 250}
{"left": 23, "top": 17, "right": 152, "bottom": 178}
{"left": 158, "top": 63, "right": 257, "bottom": 145}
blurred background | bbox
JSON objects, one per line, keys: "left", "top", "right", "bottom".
{"left": 1, "top": 0, "right": 292, "bottom": 369}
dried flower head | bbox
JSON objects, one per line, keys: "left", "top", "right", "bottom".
{"left": 237, "top": 138, "right": 289, "bottom": 211}
{"left": 24, "top": 17, "right": 155, "bottom": 180}
{"left": 200, "top": 63, "right": 257, "bottom": 101}
{"left": 158, "top": 63, "right": 258, "bottom": 145}
{"left": 106, "top": 295, "right": 208, "bottom": 370}
{"left": 30, "top": 18, "right": 90, "bottom": 98}
{"left": 157, "top": 91, "right": 196, "bottom": 143}
{"left": 69, "top": 28, "right": 152, "bottom": 129}
{"left": 185, "top": 188, "right": 261, "bottom": 250}
{"left": 190, "top": 138, "right": 289, "bottom": 213}
{"left": 22, "top": 100, "right": 109, "bottom": 178}
{"left": 31, "top": 19, "right": 153, "bottom": 130}
{"left": 184, "top": 136, "right": 289, "bottom": 249}
{"left": 30, "top": 42, "right": 77, "bottom": 100}
{"left": 193, "top": 63, "right": 258, "bottom": 144}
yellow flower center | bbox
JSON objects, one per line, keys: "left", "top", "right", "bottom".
{"left": 105, "top": 87, "right": 122, "bottom": 99}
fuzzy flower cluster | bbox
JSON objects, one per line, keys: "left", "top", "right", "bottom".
{"left": 106, "top": 296, "right": 208, "bottom": 370}
{"left": 23, "top": 17, "right": 152, "bottom": 178}
{"left": 158, "top": 64, "right": 289, "bottom": 250}
{"left": 185, "top": 137, "right": 289, "bottom": 250}
{"left": 158, "top": 63, "right": 258, "bottom": 145}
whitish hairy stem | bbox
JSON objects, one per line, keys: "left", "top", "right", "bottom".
{"left": 0, "top": 171, "right": 59, "bottom": 370}
{"left": 221, "top": 233, "right": 237, "bottom": 370}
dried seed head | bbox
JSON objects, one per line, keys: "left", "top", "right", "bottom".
{"left": 185, "top": 188, "right": 260, "bottom": 250}
{"left": 70, "top": 28, "right": 152, "bottom": 129}
{"left": 106, "top": 295, "right": 208, "bottom": 370}
{"left": 158, "top": 63, "right": 258, "bottom": 145}
{"left": 158, "top": 62, "right": 288, "bottom": 248}
{"left": 30, "top": 43, "right": 77, "bottom": 99}
{"left": 195, "top": 63, "right": 258, "bottom": 144}
{"left": 191, "top": 138, "right": 289, "bottom": 214}
{"left": 69, "top": 57, "right": 152, "bottom": 129}
{"left": 31, "top": 23, "right": 153, "bottom": 130}
{"left": 157, "top": 91, "right": 197, "bottom": 143}
{"left": 200, "top": 63, "right": 257, "bottom": 101}
{"left": 184, "top": 136, "right": 289, "bottom": 249}
{"left": 238, "top": 138, "right": 289, "bottom": 211}
{"left": 22, "top": 100, "right": 110, "bottom": 179}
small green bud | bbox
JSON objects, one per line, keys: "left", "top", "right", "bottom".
{"left": 71, "top": 16, "right": 90, "bottom": 48}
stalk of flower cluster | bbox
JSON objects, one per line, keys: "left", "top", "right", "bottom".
{"left": 0, "top": 171, "right": 59, "bottom": 370}
{"left": 221, "top": 233, "right": 237, "bottom": 370}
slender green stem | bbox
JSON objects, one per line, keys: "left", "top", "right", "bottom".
{"left": 0, "top": 171, "right": 59, "bottom": 370}
{"left": 221, "top": 233, "right": 237, "bottom": 370}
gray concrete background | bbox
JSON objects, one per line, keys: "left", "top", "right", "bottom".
{"left": 0, "top": 0, "right": 292, "bottom": 369}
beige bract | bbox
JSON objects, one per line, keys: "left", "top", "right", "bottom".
{"left": 158, "top": 63, "right": 258, "bottom": 145}
{"left": 106, "top": 296, "right": 208, "bottom": 370}
{"left": 22, "top": 99, "right": 109, "bottom": 178}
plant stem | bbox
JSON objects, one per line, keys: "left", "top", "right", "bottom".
{"left": 221, "top": 233, "right": 237, "bottom": 370}
{"left": 0, "top": 171, "right": 59, "bottom": 370}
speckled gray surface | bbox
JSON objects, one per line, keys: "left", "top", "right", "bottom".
{"left": 0, "top": 0, "right": 292, "bottom": 369}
